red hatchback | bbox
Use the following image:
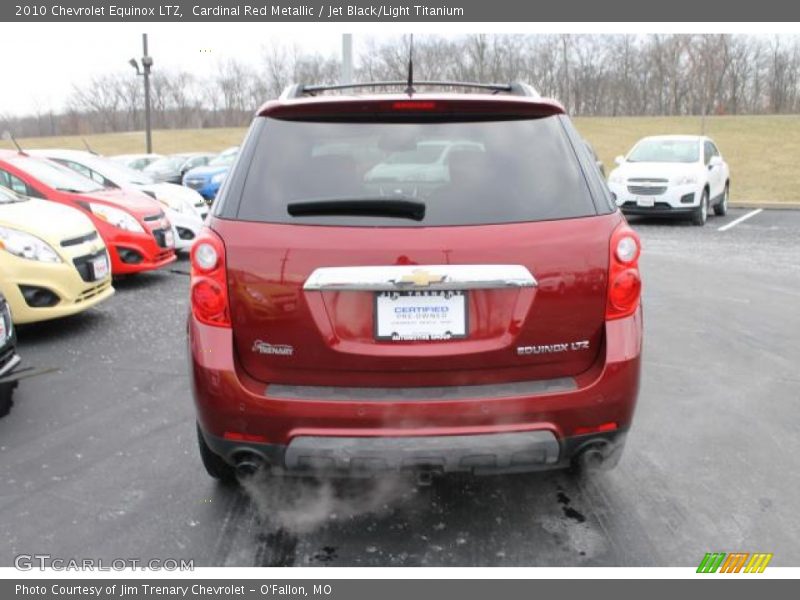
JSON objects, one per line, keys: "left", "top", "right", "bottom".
{"left": 0, "top": 151, "right": 176, "bottom": 275}
{"left": 189, "top": 82, "right": 643, "bottom": 483}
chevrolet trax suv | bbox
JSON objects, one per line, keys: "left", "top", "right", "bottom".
{"left": 189, "top": 82, "right": 643, "bottom": 483}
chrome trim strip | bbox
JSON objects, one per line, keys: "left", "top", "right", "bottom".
{"left": 303, "top": 264, "right": 537, "bottom": 291}
{"left": 267, "top": 377, "right": 575, "bottom": 401}
{"left": 0, "top": 354, "right": 21, "bottom": 379}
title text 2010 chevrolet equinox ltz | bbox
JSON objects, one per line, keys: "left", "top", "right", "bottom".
{"left": 188, "top": 81, "right": 643, "bottom": 484}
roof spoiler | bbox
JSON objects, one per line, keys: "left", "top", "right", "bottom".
{"left": 279, "top": 81, "right": 540, "bottom": 100}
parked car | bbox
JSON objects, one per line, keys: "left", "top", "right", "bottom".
{"left": 0, "top": 290, "right": 20, "bottom": 417}
{"left": 607, "top": 135, "right": 730, "bottom": 226}
{"left": 0, "top": 185, "right": 114, "bottom": 323}
{"left": 144, "top": 153, "right": 216, "bottom": 184}
{"left": 182, "top": 147, "right": 239, "bottom": 202}
{"left": 0, "top": 151, "right": 176, "bottom": 275}
{"left": 31, "top": 149, "right": 208, "bottom": 252}
{"left": 189, "top": 81, "right": 643, "bottom": 484}
{"left": 111, "top": 153, "right": 164, "bottom": 171}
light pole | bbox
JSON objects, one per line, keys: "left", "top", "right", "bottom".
{"left": 341, "top": 34, "right": 353, "bottom": 84}
{"left": 129, "top": 33, "right": 154, "bottom": 153}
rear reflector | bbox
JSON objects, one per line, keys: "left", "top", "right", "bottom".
{"left": 573, "top": 422, "right": 618, "bottom": 436}
{"left": 223, "top": 431, "right": 269, "bottom": 443}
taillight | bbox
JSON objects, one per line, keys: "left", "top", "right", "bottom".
{"left": 190, "top": 228, "right": 230, "bottom": 327}
{"left": 606, "top": 222, "right": 642, "bottom": 320}
{"left": 573, "top": 421, "right": 618, "bottom": 436}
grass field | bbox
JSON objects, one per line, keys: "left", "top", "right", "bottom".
{"left": 2, "top": 115, "right": 799, "bottom": 202}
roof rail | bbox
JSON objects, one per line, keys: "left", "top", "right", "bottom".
{"left": 280, "top": 81, "right": 540, "bottom": 99}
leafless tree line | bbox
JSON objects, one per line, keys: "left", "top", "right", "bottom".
{"left": 3, "top": 34, "right": 800, "bottom": 138}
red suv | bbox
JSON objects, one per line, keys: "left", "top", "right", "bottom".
{"left": 0, "top": 151, "right": 176, "bottom": 275}
{"left": 189, "top": 82, "right": 643, "bottom": 483}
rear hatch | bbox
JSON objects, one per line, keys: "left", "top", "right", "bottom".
{"left": 216, "top": 98, "right": 617, "bottom": 387}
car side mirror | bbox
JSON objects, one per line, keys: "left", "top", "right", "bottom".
{"left": 614, "top": 155, "right": 625, "bottom": 166}
{"left": 709, "top": 155, "right": 723, "bottom": 168}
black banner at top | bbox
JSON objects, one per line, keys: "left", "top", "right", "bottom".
{"left": 3, "top": 0, "right": 800, "bottom": 22}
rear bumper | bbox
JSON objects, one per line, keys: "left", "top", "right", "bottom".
{"left": 201, "top": 426, "right": 627, "bottom": 476}
{"left": 189, "top": 307, "right": 642, "bottom": 475}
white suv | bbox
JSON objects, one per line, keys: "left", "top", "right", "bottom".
{"left": 607, "top": 135, "right": 730, "bottom": 226}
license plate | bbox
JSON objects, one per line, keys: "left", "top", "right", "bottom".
{"left": 375, "top": 291, "right": 467, "bottom": 341}
{"left": 636, "top": 196, "right": 655, "bottom": 208}
{"left": 91, "top": 255, "right": 109, "bottom": 281}
{"left": 164, "top": 229, "right": 175, "bottom": 248}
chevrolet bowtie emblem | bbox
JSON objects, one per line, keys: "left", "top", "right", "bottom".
{"left": 397, "top": 269, "right": 446, "bottom": 287}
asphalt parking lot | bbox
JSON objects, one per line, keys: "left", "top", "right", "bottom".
{"left": 1, "top": 206, "right": 799, "bottom": 567}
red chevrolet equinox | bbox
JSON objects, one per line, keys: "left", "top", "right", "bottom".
{"left": 189, "top": 82, "right": 643, "bottom": 483}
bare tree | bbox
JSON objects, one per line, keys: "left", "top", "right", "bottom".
{"left": 6, "top": 33, "right": 800, "bottom": 138}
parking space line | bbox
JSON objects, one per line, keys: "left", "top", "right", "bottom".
{"left": 718, "top": 208, "right": 763, "bottom": 232}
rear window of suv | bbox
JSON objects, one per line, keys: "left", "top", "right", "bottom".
{"left": 234, "top": 115, "right": 597, "bottom": 227}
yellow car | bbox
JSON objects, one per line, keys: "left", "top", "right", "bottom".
{"left": 0, "top": 186, "right": 114, "bottom": 324}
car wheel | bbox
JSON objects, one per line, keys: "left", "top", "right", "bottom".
{"left": 0, "top": 382, "right": 17, "bottom": 418}
{"left": 692, "top": 189, "right": 709, "bottom": 226}
{"left": 714, "top": 183, "right": 729, "bottom": 216}
{"left": 197, "top": 424, "right": 237, "bottom": 484}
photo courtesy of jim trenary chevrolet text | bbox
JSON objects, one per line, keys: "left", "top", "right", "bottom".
{"left": 0, "top": 0, "right": 798, "bottom": 595}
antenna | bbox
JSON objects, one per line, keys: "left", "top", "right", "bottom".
{"left": 405, "top": 34, "right": 415, "bottom": 95}
{"left": 2, "top": 130, "right": 26, "bottom": 155}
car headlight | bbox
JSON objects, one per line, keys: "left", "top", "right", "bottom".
{"left": 0, "top": 226, "right": 62, "bottom": 263}
{"left": 674, "top": 175, "right": 698, "bottom": 186}
{"left": 608, "top": 172, "right": 624, "bottom": 185}
{"left": 211, "top": 173, "right": 226, "bottom": 185}
{"left": 88, "top": 203, "right": 145, "bottom": 233}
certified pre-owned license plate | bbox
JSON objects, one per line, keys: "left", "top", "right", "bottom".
{"left": 91, "top": 255, "right": 109, "bottom": 281}
{"left": 375, "top": 290, "right": 467, "bottom": 341}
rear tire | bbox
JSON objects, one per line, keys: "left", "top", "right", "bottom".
{"left": 0, "top": 382, "right": 17, "bottom": 418}
{"left": 714, "top": 183, "right": 729, "bottom": 216}
{"left": 692, "top": 189, "right": 709, "bottom": 226}
{"left": 197, "top": 424, "right": 237, "bottom": 484}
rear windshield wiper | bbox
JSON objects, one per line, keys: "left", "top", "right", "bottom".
{"left": 287, "top": 198, "right": 426, "bottom": 221}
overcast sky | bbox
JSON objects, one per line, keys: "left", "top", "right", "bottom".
{"left": 0, "top": 24, "right": 360, "bottom": 116}
{"left": 4, "top": 23, "right": 796, "bottom": 117}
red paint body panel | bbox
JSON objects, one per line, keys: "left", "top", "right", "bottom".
{"left": 215, "top": 212, "right": 620, "bottom": 386}
{"left": 0, "top": 152, "right": 175, "bottom": 274}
